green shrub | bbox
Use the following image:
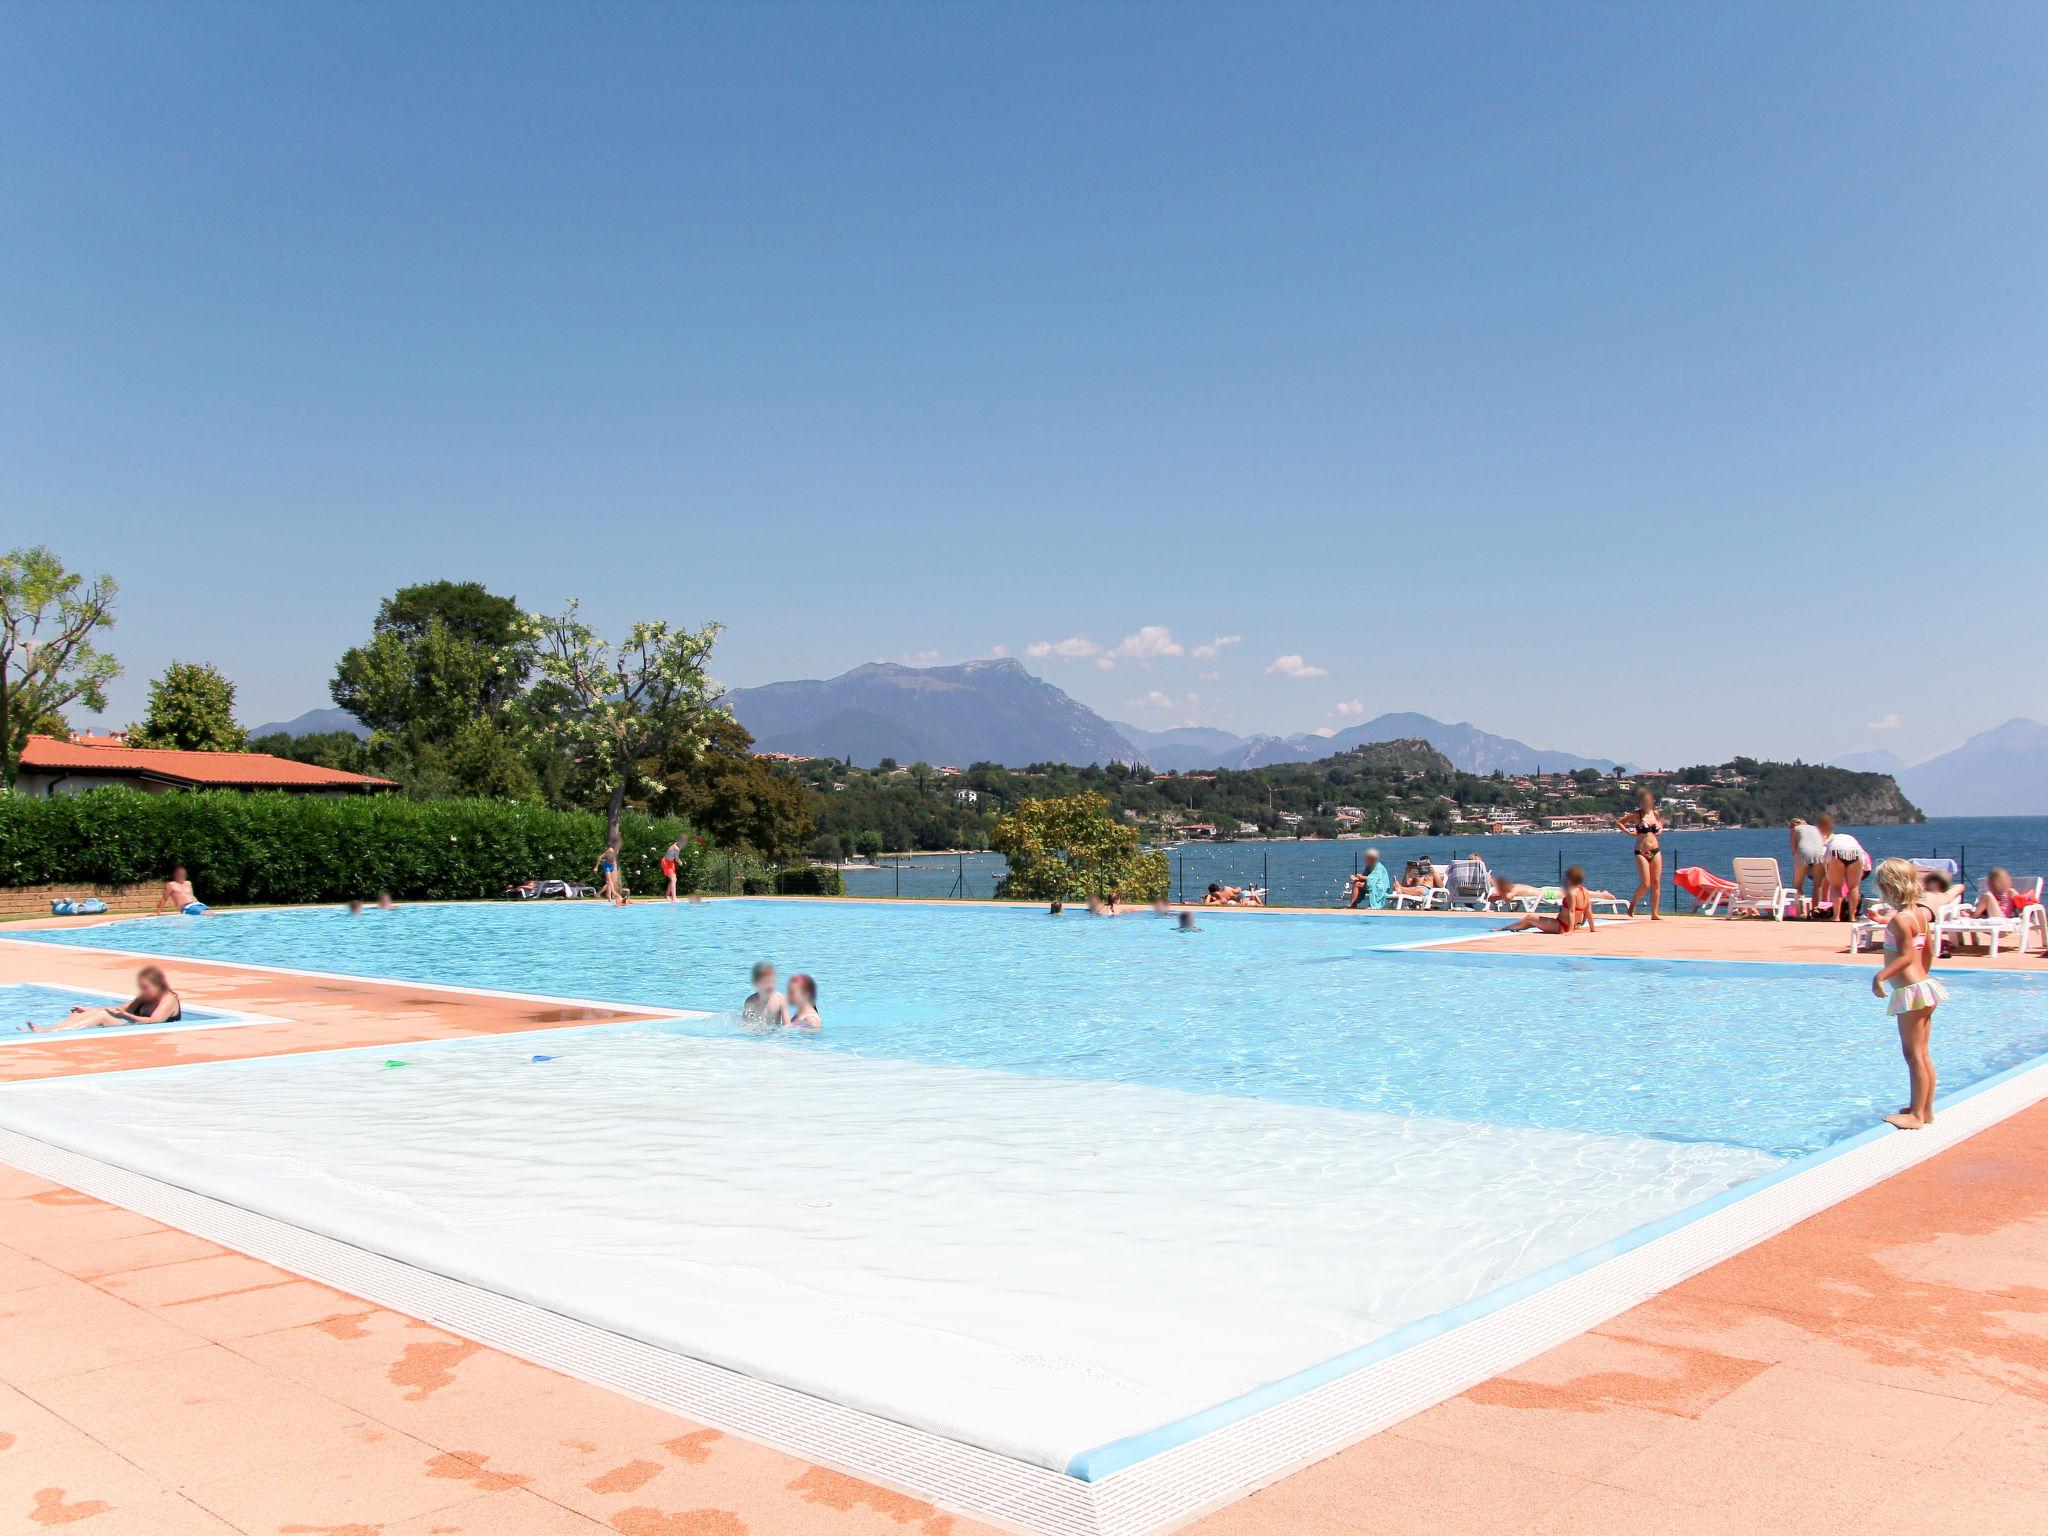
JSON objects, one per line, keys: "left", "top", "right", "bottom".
{"left": 740, "top": 873, "right": 777, "bottom": 896}
{"left": 776, "top": 865, "right": 843, "bottom": 897}
{"left": 0, "top": 788, "right": 709, "bottom": 903}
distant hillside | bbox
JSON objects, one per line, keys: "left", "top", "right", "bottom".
{"left": 1111, "top": 723, "right": 1250, "bottom": 772}
{"left": 1894, "top": 719, "right": 2048, "bottom": 816}
{"left": 1112, "top": 711, "right": 1618, "bottom": 774}
{"left": 727, "top": 659, "right": 1139, "bottom": 767}
{"left": 1828, "top": 748, "right": 1909, "bottom": 776}
{"left": 246, "top": 707, "right": 369, "bottom": 740}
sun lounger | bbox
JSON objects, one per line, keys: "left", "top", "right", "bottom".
{"left": 1934, "top": 876, "right": 2045, "bottom": 956}
{"left": 1443, "top": 858, "right": 1493, "bottom": 910}
{"left": 1675, "top": 866, "right": 1739, "bottom": 915}
{"left": 1725, "top": 858, "right": 1810, "bottom": 920}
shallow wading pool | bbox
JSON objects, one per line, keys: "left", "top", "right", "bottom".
{"left": 6, "top": 902, "right": 2048, "bottom": 1480}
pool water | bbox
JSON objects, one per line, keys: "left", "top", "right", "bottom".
{"left": 0, "top": 982, "right": 234, "bottom": 1041}
{"left": 9, "top": 901, "right": 2048, "bottom": 1472}
{"left": 24, "top": 902, "right": 2048, "bottom": 1157}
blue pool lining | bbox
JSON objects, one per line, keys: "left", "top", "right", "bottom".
{"left": 1061, "top": 1039, "right": 2048, "bottom": 1481}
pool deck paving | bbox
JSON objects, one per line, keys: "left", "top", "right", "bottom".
{"left": 1, "top": 910, "right": 2044, "bottom": 1535}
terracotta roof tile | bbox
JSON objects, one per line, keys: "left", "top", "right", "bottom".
{"left": 18, "top": 735, "right": 396, "bottom": 790}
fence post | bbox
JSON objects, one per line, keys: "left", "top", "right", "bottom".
{"left": 1176, "top": 851, "right": 1184, "bottom": 906}
{"left": 894, "top": 860, "right": 900, "bottom": 900}
{"left": 1263, "top": 849, "right": 1269, "bottom": 903}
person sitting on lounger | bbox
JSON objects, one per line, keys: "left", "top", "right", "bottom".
{"left": 1205, "top": 882, "right": 1240, "bottom": 905}
{"left": 23, "top": 967, "right": 182, "bottom": 1033}
{"left": 1392, "top": 859, "right": 1443, "bottom": 901}
{"left": 1970, "top": 867, "right": 2026, "bottom": 921}
{"left": 1500, "top": 867, "right": 1596, "bottom": 934}
{"left": 1344, "top": 849, "right": 1392, "bottom": 909}
{"left": 1947, "top": 868, "right": 2032, "bottom": 953}
{"left": 1488, "top": 874, "right": 1542, "bottom": 909}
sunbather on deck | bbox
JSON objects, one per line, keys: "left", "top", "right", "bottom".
{"left": 1500, "top": 867, "right": 1596, "bottom": 934}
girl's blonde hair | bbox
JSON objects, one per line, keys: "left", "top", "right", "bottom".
{"left": 1875, "top": 858, "right": 1921, "bottom": 909}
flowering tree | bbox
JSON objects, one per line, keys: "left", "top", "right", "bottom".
{"left": 522, "top": 602, "right": 726, "bottom": 848}
{"left": 0, "top": 546, "right": 120, "bottom": 789}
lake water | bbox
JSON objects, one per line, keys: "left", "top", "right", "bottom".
{"left": 843, "top": 815, "right": 2048, "bottom": 908}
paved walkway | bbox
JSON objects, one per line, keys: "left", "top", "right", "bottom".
{"left": 1, "top": 915, "right": 2043, "bottom": 1534}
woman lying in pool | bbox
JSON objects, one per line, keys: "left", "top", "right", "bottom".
{"left": 22, "top": 967, "right": 183, "bottom": 1033}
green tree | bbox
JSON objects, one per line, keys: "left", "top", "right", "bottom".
{"left": 331, "top": 580, "right": 536, "bottom": 797}
{"left": 642, "top": 714, "right": 813, "bottom": 860}
{"left": 989, "top": 791, "right": 1168, "bottom": 902}
{"left": 523, "top": 601, "right": 725, "bottom": 847}
{"left": 128, "top": 661, "right": 247, "bottom": 752}
{"left": 0, "top": 546, "right": 120, "bottom": 788}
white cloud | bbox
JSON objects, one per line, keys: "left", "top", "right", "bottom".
{"left": 1200, "top": 670, "right": 1221, "bottom": 681}
{"left": 1190, "top": 634, "right": 1242, "bottom": 660}
{"left": 1335, "top": 699, "right": 1364, "bottom": 718}
{"left": 1867, "top": 713, "right": 1902, "bottom": 731}
{"left": 1306, "top": 726, "right": 1336, "bottom": 738}
{"left": 1125, "top": 690, "right": 1177, "bottom": 711}
{"left": 1094, "top": 657, "right": 1114, "bottom": 670}
{"left": 1265, "top": 654, "right": 1328, "bottom": 678}
{"left": 989, "top": 643, "right": 1008, "bottom": 658}
{"left": 1025, "top": 636, "right": 1102, "bottom": 660}
{"left": 898, "top": 649, "right": 943, "bottom": 665}
{"left": 1104, "top": 625, "right": 1184, "bottom": 665}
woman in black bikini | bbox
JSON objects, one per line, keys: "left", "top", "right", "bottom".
{"left": 24, "top": 967, "right": 182, "bottom": 1034}
{"left": 1616, "top": 788, "right": 1665, "bottom": 920}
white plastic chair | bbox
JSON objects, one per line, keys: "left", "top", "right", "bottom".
{"left": 1443, "top": 858, "right": 1493, "bottom": 910}
{"left": 1725, "top": 858, "right": 1810, "bottom": 920}
{"left": 1935, "top": 876, "right": 2045, "bottom": 956}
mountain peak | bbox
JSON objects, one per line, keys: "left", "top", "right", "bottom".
{"left": 727, "top": 659, "right": 1137, "bottom": 766}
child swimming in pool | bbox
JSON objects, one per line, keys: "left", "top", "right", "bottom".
{"left": 23, "top": 967, "right": 182, "bottom": 1033}
{"left": 1872, "top": 858, "right": 1947, "bottom": 1130}
{"left": 739, "top": 961, "right": 785, "bottom": 1034}
{"left": 783, "top": 973, "right": 822, "bottom": 1032}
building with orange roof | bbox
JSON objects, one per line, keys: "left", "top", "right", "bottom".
{"left": 13, "top": 734, "right": 397, "bottom": 797}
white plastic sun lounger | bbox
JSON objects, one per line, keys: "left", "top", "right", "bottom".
{"left": 1725, "top": 858, "right": 1810, "bottom": 920}
{"left": 1934, "top": 876, "right": 2045, "bottom": 957}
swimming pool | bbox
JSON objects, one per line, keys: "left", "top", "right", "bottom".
{"left": 0, "top": 982, "right": 252, "bottom": 1043}
{"left": 6, "top": 902, "right": 2048, "bottom": 1493}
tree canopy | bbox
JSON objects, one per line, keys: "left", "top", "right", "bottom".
{"left": 989, "top": 792, "right": 1169, "bottom": 902}
{"left": 522, "top": 602, "right": 727, "bottom": 846}
{"left": 0, "top": 546, "right": 119, "bottom": 787}
{"left": 128, "top": 661, "right": 247, "bottom": 753}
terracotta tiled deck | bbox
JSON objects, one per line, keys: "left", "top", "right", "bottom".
{"left": 1, "top": 913, "right": 2044, "bottom": 1535}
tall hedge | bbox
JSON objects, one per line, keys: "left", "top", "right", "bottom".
{"left": 0, "top": 788, "right": 715, "bottom": 904}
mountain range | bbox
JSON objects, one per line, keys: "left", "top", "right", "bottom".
{"left": 723, "top": 658, "right": 1619, "bottom": 776}
{"left": 247, "top": 707, "right": 370, "bottom": 740}
{"left": 1112, "top": 716, "right": 1618, "bottom": 775}
{"left": 1831, "top": 719, "right": 2048, "bottom": 817}
{"left": 241, "top": 666, "right": 2048, "bottom": 815}
{"left": 725, "top": 659, "right": 1137, "bottom": 767}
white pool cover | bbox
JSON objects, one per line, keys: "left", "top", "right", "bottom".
{"left": 0, "top": 1027, "right": 1779, "bottom": 1472}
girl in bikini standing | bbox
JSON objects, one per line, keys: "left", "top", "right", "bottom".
{"left": 1871, "top": 859, "right": 1948, "bottom": 1130}
{"left": 1616, "top": 788, "right": 1665, "bottom": 920}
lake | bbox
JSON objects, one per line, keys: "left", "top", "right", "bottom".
{"left": 840, "top": 815, "right": 2048, "bottom": 908}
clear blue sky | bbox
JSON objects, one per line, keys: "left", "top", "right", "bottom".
{"left": 5, "top": 1, "right": 2042, "bottom": 767}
